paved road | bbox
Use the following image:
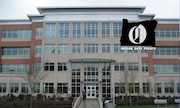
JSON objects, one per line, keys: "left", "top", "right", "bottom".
{"left": 78, "top": 99, "right": 100, "bottom": 108}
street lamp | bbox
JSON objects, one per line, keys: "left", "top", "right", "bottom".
{"left": 9, "top": 69, "right": 13, "bottom": 98}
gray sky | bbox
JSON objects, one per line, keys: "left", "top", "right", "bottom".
{"left": 0, "top": 0, "right": 179, "bottom": 19}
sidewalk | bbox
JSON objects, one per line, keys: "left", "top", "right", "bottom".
{"left": 78, "top": 99, "right": 99, "bottom": 108}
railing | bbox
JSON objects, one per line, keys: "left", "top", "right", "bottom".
{"left": 98, "top": 97, "right": 103, "bottom": 108}
{"left": 72, "top": 95, "right": 82, "bottom": 108}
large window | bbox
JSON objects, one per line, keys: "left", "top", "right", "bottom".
{"left": 58, "top": 44, "right": 69, "bottom": 54}
{"left": 115, "top": 83, "right": 125, "bottom": 93}
{"left": 73, "top": 23, "right": 81, "bottom": 38}
{"left": 34, "top": 83, "right": 40, "bottom": 93}
{"left": 35, "top": 45, "right": 42, "bottom": 54}
{"left": 0, "top": 83, "right": 6, "bottom": 93}
{"left": 58, "top": 63, "right": 68, "bottom": 71}
{"left": 101, "top": 23, "right": 110, "bottom": 37}
{"left": 57, "top": 83, "right": 68, "bottom": 93}
{"left": 72, "top": 44, "right": 81, "bottom": 53}
{"left": 2, "top": 30, "right": 32, "bottom": 39}
{"left": 129, "top": 83, "right": 139, "bottom": 93}
{"left": 34, "top": 63, "right": 41, "bottom": 72}
{"left": 2, "top": 47, "right": 30, "bottom": 56}
{"left": 155, "top": 83, "right": 162, "bottom": 93}
{"left": 59, "top": 23, "right": 69, "bottom": 38}
{"left": 143, "top": 83, "right": 149, "bottom": 93}
{"left": 154, "top": 64, "right": 180, "bottom": 73}
{"left": 177, "top": 83, "right": 180, "bottom": 93}
{"left": 113, "top": 23, "right": 122, "bottom": 37}
{"left": 21, "top": 83, "right": 28, "bottom": 93}
{"left": 84, "top": 22, "right": 98, "bottom": 38}
{"left": 36, "top": 28, "right": 43, "bottom": 37}
{"left": 142, "top": 63, "right": 149, "bottom": 72}
{"left": 84, "top": 44, "right": 98, "bottom": 53}
{"left": 114, "top": 62, "right": 125, "bottom": 71}
{"left": 164, "top": 83, "right": 174, "bottom": 93}
{"left": 45, "top": 24, "right": 56, "bottom": 38}
{"left": 44, "top": 63, "right": 54, "bottom": 71}
{"left": 154, "top": 46, "right": 179, "bottom": 56}
{"left": 128, "top": 62, "right": 139, "bottom": 71}
{"left": 155, "top": 29, "right": 179, "bottom": 38}
{"left": 102, "top": 44, "right": 110, "bottom": 53}
{"left": 114, "top": 44, "right": 124, "bottom": 53}
{"left": 44, "top": 44, "right": 55, "bottom": 54}
{"left": 10, "top": 83, "right": 19, "bottom": 93}
{"left": 44, "top": 83, "right": 54, "bottom": 93}
{"left": 1, "top": 64, "right": 29, "bottom": 73}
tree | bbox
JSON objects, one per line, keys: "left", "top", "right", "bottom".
{"left": 21, "top": 59, "right": 47, "bottom": 108}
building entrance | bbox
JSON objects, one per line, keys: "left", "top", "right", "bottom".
{"left": 86, "top": 86, "right": 96, "bottom": 98}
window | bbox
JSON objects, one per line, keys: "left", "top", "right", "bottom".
{"left": 154, "top": 64, "right": 180, "bottom": 73}
{"left": 155, "top": 29, "right": 179, "bottom": 38}
{"left": 114, "top": 62, "right": 125, "bottom": 71}
{"left": 58, "top": 44, "right": 69, "bottom": 54}
{"left": 114, "top": 44, "right": 124, "bottom": 53}
{"left": 35, "top": 45, "right": 42, "bottom": 54}
{"left": 84, "top": 44, "right": 98, "bottom": 53}
{"left": 58, "top": 63, "right": 68, "bottom": 71}
{"left": 1, "top": 64, "right": 29, "bottom": 73}
{"left": 128, "top": 62, "right": 139, "bottom": 71}
{"left": 177, "top": 83, "right": 180, "bottom": 93}
{"left": 84, "top": 22, "right": 98, "bottom": 38}
{"left": 2, "top": 47, "right": 30, "bottom": 56}
{"left": 164, "top": 83, "right": 174, "bottom": 93}
{"left": 73, "top": 23, "right": 81, "bottom": 38}
{"left": 44, "top": 44, "right": 55, "bottom": 54}
{"left": 101, "top": 23, "right": 110, "bottom": 37}
{"left": 115, "top": 83, "right": 125, "bottom": 93}
{"left": 45, "top": 24, "right": 56, "bottom": 38}
{"left": 34, "top": 63, "right": 41, "bottom": 72}
{"left": 59, "top": 23, "right": 69, "bottom": 38}
{"left": 2, "top": 30, "right": 32, "bottom": 39}
{"left": 153, "top": 46, "right": 179, "bottom": 56}
{"left": 10, "top": 83, "right": 19, "bottom": 93}
{"left": 129, "top": 83, "right": 139, "bottom": 93}
{"left": 36, "top": 28, "right": 43, "bottom": 36}
{"left": 34, "top": 83, "right": 40, "bottom": 93}
{"left": 21, "top": 83, "right": 28, "bottom": 93}
{"left": 113, "top": 23, "right": 122, "bottom": 37}
{"left": 72, "top": 44, "right": 81, "bottom": 53}
{"left": 155, "top": 83, "right": 162, "bottom": 93}
{"left": 102, "top": 44, "right": 110, "bottom": 53}
{"left": 44, "top": 83, "right": 54, "bottom": 93}
{"left": 128, "top": 47, "right": 138, "bottom": 53}
{"left": 57, "top": 83, "right": 68, "bottom": 93}
{"left": 141, "top": 49, "right": 148, "bottom": 54}
{"left": 142, "top": 63, "right": 148, "bottom": 72}
{"left": 0, "top": 83, "right": 6, "bottom": 93}
{"left": 143, "top": 83, "right": 149, "bottom": 93}
{"left": 44, "top": 63, "right": 54, "bottom": 71}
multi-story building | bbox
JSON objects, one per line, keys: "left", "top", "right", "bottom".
{"left": 0, "top": 6, "right": 179, "bottom": 99}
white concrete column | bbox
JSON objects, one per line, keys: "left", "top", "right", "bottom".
{"left": 111, "top": 62, "right": 115, "bottom": 104}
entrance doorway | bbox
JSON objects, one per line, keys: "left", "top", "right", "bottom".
{"left": 86, "top": 86, "right": 96, "bottom": 98}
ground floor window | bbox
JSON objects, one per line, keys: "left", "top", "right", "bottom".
{"left": 164, "top": 82, "right": 174, "bottom": 93}
{"left": 10, "top": 83, "right": 19, "bottom": 93}
{"left": 57, "top": 83, "right": 68, "bottom": 93}
{"left": 0, "top": 83, "right": 6, "bottom": 93}
{"left": 44, "top": 83, "right": 54, "bottom": 93}
{"left": 34, "top": 83, "right": 40, "bottom": 93}
{"left": 21, "top": 83, "right": 28, "bottom": 93}
{"left": 143, "top": 83, "right": 149, "bottom": 93}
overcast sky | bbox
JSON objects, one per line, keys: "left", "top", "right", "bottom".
{"left": 0, "top": 0, "right": 179, "bottom": 19}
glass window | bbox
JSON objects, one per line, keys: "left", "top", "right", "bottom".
{"left": 45, "top": 24, "right": 56, "bottom": 38}
{"left": 0, "top": 83, "right": 6, "bottom": 93}
{"left": 59, "top": 23, "right": 69, "bottom": 38}
{"left": 113, "top": 23, "right": 122, "bottom": 38}
{"left": 34, "top": 63, "right": 41, "bottom": 72}
{"left": 84, "top": 22, "right": 98, "bottom": 38}
{"left": 114, "top": 62, "right": 125, "bottom": 71}
{"left": 2, "top": 47, "right": 30, "bottom": 56}
{"left": 44, "top": 44, "right": 55, "bottom": 54}
{"left": 143, "top": 83, "right": 149, "bottom": 93}
{"left": 155, "top": 29, "right": 179, "bottom": 38}
{"left": 115, "top": 83, "right": 125, "bottom": 93}
{"left": 36, "top": 28, "right": 43, "bottom": 37}
{"left": 44, "top": 63, "right": 54, "bottom": 71}
{"left": 21, "top": 83, "right": 28, "bottom": 93}
{"left": 72, "top": 44, "right": 81, "bottom": 53}
{"left": 164, "top": 82, "right": 174, "bottom": 93}
{"left": 155, "top": 83, "right": 162, "bottom": 93}
{"left": 84, "top": 44, "right": 98, "bottom": 53}
{"left": 128, "top": 46, "right": 138, "bottom": 53}
{"left": 73, "top": 23, "right": 81, "bottom": 38}
{"left": 101, "top": 23, "right": 110, "bottom": 37}
{"left": 57, "top": 83, "right": 68, "bottom": 93}
{"left": 58, "top": 44, "right": 69, "bottom": 54}
{"left": 102, "top": 44, "right": 110, "bottom": 53}
{"left": 154, "top": 46, "right": 179, "bottom": 56}
{"left": 35, "top": 45, "right": 42, "bottom": 54}
{"left": 1, "top": 64, "right": 29, "bottom": 73}
{"left": 58, "top": 63, "right": 68, "bottom": 71}
{"left": 2, "top": 30, "right": 32, "bottom": 39}
{"left": 142, "top": 63, "right": 148, "bottom": 72}
{"left": 10, "top": 83, "right": 19, "bottom": 93}
{"left": 34, "top": 83, "right": 40, "bottom": 93}
{"left": 177, "top": 83, "right": 180, "bottom": 93}
{"left": 128, "top": 62, "right": 139, "bottom": 71}
{"left": 114, "top": 44, "right": 124, "bottom": 53}
{"left": 154, "top": 64, "right": 180, "bottom": 73}
{"left": 44, "top": 83, "right": 54, "bottom": 93}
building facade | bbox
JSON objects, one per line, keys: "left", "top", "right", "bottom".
{"left": 0, "top": 6, "right": 179, "bottom": 98}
